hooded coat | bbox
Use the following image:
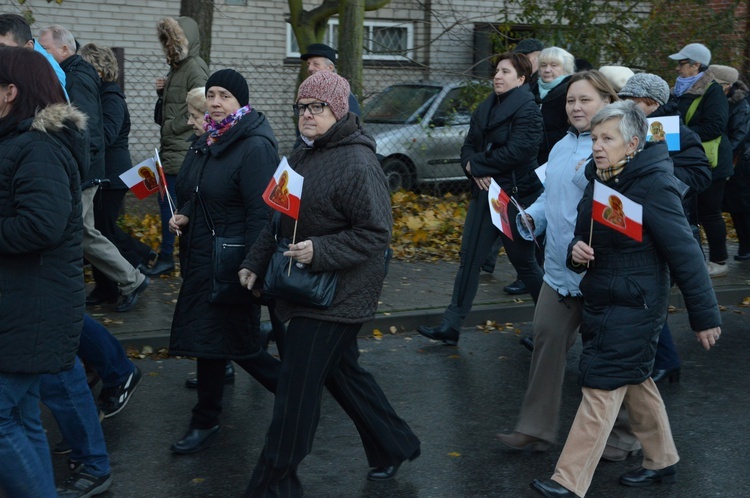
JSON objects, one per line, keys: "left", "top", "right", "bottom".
{"left": 169, "top": 109, "right": 278, "bottom": 359}
{"left": 723, "top": 81, "right": 750, "bottom": 212}
{"left": 156, "top": 16, "right": 209, "bottom": 175}
{"left": 567, "top": 143, "right": 720, "bottom": 390}
{"left": 666, "top": 69, "right": 732, "bottom": 180}
{"left": 242, "top": 113, "right": 392, "bottom": 324}
{"left": 0, "top": 104, "right": 87, "bottom": 374}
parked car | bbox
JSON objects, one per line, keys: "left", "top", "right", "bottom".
{"left": 363, "top": 80, "right": 480, "bottom": 191}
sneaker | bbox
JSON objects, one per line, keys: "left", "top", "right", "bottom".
{"left": 706, "top": 261, "right": 728, "bottom": 278}
{"left": 99, "top": 365, "right": 142, "bottom": 418}
{"left": 56, "top": 472, "right": 112, "bottom": 497}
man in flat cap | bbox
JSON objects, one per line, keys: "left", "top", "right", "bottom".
{"left": 301, "top": 43, "right": 361, "bottom": 116}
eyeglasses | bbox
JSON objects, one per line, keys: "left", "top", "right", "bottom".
{"left": 292, "top": 102, "right": 329, "bottom": 116}
{"left": 677, "top": 60, "right": 693, "bottom": 67}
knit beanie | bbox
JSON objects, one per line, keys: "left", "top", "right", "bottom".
{"left": 618, "top": 73, "right": 670, "bottom": 107}
{"left": 297, "top": 71, "right": 350, "bottom": 120}
{"left": 205, "top": 68, "right": 249, "bottom": 107}
{"left": 599, "top": 66, "right": 635, "bottom": 92}
{"left": 710, "top": 64, "right": 739, "bottom": 86}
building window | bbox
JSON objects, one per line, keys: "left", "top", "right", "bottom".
{"left": 287, "top": 20, "right": 413, "bottom": 61}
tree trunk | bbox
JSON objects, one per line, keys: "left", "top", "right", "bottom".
{"left": 338, "top": 0, "right": 365, "bottom": 100}
{"left": 180, "top": 0, "right": 213, "bottom": 66}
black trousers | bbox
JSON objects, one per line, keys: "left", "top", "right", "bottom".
{"left": 244, "top": 317, "right": 420, "bottom": 497}
{"left": 91, "top": 188, "right": 152, "bottom": 297}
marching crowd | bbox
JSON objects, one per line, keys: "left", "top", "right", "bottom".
{"left": 0, "top": 9, "right": 739, "bottom": 498}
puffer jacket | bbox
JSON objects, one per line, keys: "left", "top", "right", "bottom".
{"left": 61, "top": 54, "right": 104, "bottom": 186}
{"left": 242, "top": 113, "right": 392, "bottom": 324}
{"left": 169, "top": 110, "right": 278, "bottom": 359}
{"left": 726, "top": 80, "right": 750, "bottom": 155}
{"left": 461, "top": 85, "right": 544, "bottom": 206}
{"left": 667, "top": 69, "right": 732, "bottom": 180}
{"left": 0, "top": 104, "right": 87, "bottom": 374}
{"left": 157, "top": 16, "right": 209, "bottom": 175}
{"left": 723, "top": 81, "right": 750, "bottom": 212}
{"left": 100, "top": 81, "right": 131, "bottom": 189}
{"left": 567, "top": 142, "right": 720, "bottom": 390}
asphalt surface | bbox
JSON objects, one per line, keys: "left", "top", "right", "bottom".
{"left": 40, "top": 307, "right": 750, "bottom": 498}
{"left": 20, "top": 243, "right": 750, "bottom": 497}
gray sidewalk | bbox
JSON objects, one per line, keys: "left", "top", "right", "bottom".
{"left": 91, "top": 242, "right": 750, "bottom": 348}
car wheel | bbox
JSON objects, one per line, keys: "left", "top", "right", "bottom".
{"left": 381, "top": 158, "right": 414, "bottom": 192}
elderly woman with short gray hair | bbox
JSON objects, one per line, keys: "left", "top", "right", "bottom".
{"left": 531, "top": 100, "right": 721, "bottom": 497}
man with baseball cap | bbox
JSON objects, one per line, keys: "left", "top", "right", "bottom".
{"left": 300, "top": 43, "right": 361, "bottom": 117}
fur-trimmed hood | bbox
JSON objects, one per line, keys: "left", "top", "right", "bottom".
{"left": 157, "top": 16, "right": 201, "bottom": 67}
{"left": 729, "top": 79, "right": 749, "bottom": 105}
{"left": 671, "top": 68, "right": 717, "bottom": 98}
{"left": 31, "top": 103, "right": 87, "bottom": 135}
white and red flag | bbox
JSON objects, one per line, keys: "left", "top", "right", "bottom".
{"left": 488, "top": 179, "right": 513, "bottom": 241}
{"left": 592, "top": 180, "right": 643, "bottom": 242}
{"left": 262, "top": 156, "right": 304, "bottom": 219}
{"left": 119, "top": 157, "right": 160, "bottom": 200}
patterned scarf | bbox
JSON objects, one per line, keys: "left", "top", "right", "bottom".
{"left": 203, "top": 105, "right": 252, "bottom": 146}
{"left": 595, "top": 150, "right": 638, "bottom": 182}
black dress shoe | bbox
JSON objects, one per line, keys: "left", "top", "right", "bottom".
{"left": 503, "top": 278, "right": 529, "bottom": 295}
{"left": 530, "top": 479, "right": 578, "bottom": 497}
{"left": 619, "top": 465, "right": 676, "bottom": 487}
{"left": 735, "top": 252, "right": 750, "bottom": 261}
{"left": 115, "top": 277, "right": 150, "bottom": 312}
{"left": 143, "top": 258, "right": 175, "bottom": 277}
{"left": 520, "top": 336, "right": 534, "bottom": 352}
{"left": 170, "top": 425, "right": 220, "bottom": 454}
{"left": 367, "top": 464, "right": 400, "bottom": 481}
{"left": 417, "top": 324, "right": 459, "bottom": 345}
{"left": 651, "top": 366, "right": 680, "bottom": 384}
{"left": 185, "top": 362, "right": 235, "bottom": 389}
{"left": 367, "top": 448, "right": 420, "bottom": 481}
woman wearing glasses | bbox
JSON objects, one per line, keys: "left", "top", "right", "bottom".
{"left": 167, "top": 69, "right": 281, "bottom": 454}
{"left": 239, "top": 71, "right": 421, "bottom": 497}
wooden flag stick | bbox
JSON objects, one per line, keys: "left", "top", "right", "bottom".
{"left": 587, "top": 218, "right": 594, "bottom": 268}
{"left": 287, "top": 219, "right": 299, "bottom": 276}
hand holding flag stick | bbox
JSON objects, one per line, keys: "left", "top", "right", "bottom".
{"left": 262, "top": 157, "right": 305, "bottom": 275}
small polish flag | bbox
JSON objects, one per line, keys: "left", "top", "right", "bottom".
{"left": 262, "top": 157, "right": 304, "bottom": 220}
{"left": 119, "top": 157, "right": 160, "bottom": 200}
{"left": 592, "top": 180, "right": 643, "bottom": 242}
{"left": 488, "top": 179, "right": 513, "bottom": 241}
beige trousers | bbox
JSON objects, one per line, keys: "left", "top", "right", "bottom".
{"left": 81, "top": 186, "right": 144, "bottom": 295}
{"left": 551, "top": 378, "right": 679, "bottom": 497}
{"left": 515, "top": 282, "right": 636, "bottom": 448}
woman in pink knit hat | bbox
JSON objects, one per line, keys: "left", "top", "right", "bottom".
{"left": 240, "top": 71, "right": 421, "bottom": 497}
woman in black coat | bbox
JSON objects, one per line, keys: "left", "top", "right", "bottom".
{"left": 0, "top": 47, "right": 86, "bottom": 497}
{"left": 535, "top": 46, "right": 576, "bottom": 164}
{"left": 417, "top": 51, "right": 544, "bottom": 346}
{"left": 716, "top": 70, "right": 750, "bottom": 260}
{"left": 531, "top": 101, "right": 721, "bottom": 498}
{"left": 665, "top": 44, "right": 731, "bottom": 277}
{"left": 79, "top": 43, "right": 154, "bottom": 304}
{"left": 167, "top": 69, "right": 280, "bottom": 454}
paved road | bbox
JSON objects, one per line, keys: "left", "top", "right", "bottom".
{"left": 38, "top": 307, "right": 750, "bottom": 498}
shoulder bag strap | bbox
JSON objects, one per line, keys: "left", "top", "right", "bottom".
{"left": 685, "top": 95, "right": 703, "bottom": 125}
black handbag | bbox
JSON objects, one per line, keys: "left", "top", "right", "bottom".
{"left": 262, "top": 212, "right": 338, "bottom": 309}
{"left": 196, "top": 189, "right": 253, "bottom": 305}
{"left": 263, "top": 239, "right": 338, "bottom": 309}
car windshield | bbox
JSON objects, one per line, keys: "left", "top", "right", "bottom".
{"left": 364, "top": 85, "right": 442, "bottom": 124}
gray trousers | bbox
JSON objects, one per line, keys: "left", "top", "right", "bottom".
{"left": 82, "top": 187, "right": 144, "bottom": 295}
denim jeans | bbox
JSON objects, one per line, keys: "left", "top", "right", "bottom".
{"left": 0, "top": 372, "right": 57, "bottom": 497}
{"left": 40, "top": 358, "right": 111, "bottom": 477}
{"left": 79, "top": 314, "right": 134, "bottom": 388}
{"left": 157, "top": 173, "right": 177, "bottom": 258}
